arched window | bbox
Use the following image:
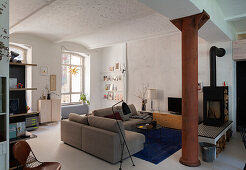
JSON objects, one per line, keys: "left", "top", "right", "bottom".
{"left": 61, "top": 52, "right": 84, "bottom": 104}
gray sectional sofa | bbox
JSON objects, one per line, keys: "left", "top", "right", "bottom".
{"left": 61, "top": 104, "right": 151, "bottom": 164}
{"left": 92, "top": 104, "right": 152, "bottom": 131}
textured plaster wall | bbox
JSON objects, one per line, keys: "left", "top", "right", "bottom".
{"left": 9, "top": 33, "right": 102, "bottom": 112}
{"left": 100, "top": 44, "right": 125, "bottom": 108}
{"left": 99, "top": 34, "right": 236, "bottom": 131}
{"left": 126, "top": 33, "right": 210, "bottom": 113}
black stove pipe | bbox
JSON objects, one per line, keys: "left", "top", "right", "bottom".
{"left": 210, "top": 46, "right": 226, "bottom": 87}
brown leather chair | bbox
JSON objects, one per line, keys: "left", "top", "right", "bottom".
{"left": 13, "top": 141, "right": 61, "bottom": 170}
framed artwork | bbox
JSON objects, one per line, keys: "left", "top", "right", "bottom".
{"left": 109, "top": 66, "right": 114, "bottom": 72}
{"left": 40, "top": 66, "right": 48, "bottom": 76}
{"left": 115, "top": 62, "right": 120, "bottom": 71}
{"left": 50, "top": 75, "right": 56, "bottom": 91}
{"left": 108, "top": 91, "right": 114, "bottom": 100}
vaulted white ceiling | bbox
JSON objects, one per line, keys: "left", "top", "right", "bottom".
{"left": 10, "top": 0, "right": 176, "bottom": 48}
{"left": 217, "top": 0, "right": 246, "bottom": 34}
{"left": 10, "top": 0, "right": 245, "bottom": 49}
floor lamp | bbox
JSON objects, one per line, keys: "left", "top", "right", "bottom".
{"left": 112, "top": 100, "right": 135, "bottom": 170}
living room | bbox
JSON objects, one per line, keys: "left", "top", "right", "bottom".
{"left": 0, "top": 0, "right": 246, "bottom": 170}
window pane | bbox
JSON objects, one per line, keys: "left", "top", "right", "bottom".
{"left": 71, "top": 55, "right": 81, "bottom": 65}
{"left": 9, "top": 46, "right": 25, "bottom": 61}
{"left": 61, "top": 95, "right": 70, "bottom": 103}
{"left": 62, "top": 53, "right": 70, "bottom": 64}
{"left": 72, "top": 67, "right": 81, "bottom": 93}
{"left": 71, "top": 94, "right": 80, "bottom": 103}
{"left": 61, "top": 66, "right": 70, "bottom": 93}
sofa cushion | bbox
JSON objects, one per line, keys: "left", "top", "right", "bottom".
{"left": 88, "top": 116, "right": 125, "bottom": 137}
{"left": 116, "top": 104, "right": 137, "bottom": 117}
{"left": 123, "top": 118, "right": 152, "bottom": 131}
{"left": 92, "top": 107, "right": 113, "bottom": 117}
{"left": 69, "top": 113, "right": 88, "bottom": 125}
{"left": 115, "top": 108, "right": 130, "bottom": 121}
{"left": 104, "top": 112, "right": 122, "bottom": 120}
{"left": 128, "top": 104, "right": 138, "bottom": 116}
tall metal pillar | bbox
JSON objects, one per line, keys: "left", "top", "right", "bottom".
{"left": 170, "top": 10, "right": 210, "bottom": 167}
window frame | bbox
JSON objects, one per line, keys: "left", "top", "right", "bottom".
{"left": 61, "top": 52, "right": 84, "bottom": 104}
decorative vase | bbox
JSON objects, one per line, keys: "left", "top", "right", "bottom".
{"left": 142, "top": 99, "right": 146, "bottom": 111}
{"left": 47, "top": 93, "right": 51, "bottom": 100}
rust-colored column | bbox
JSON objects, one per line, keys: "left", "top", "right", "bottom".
{"left": 170, "top": 11, "right": 209, "bottom": 167}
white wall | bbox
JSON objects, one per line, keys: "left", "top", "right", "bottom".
{"left": 100, "top": 44, "right": 125, "bottom": 108}
{"left": 9, "top": 33, "right": 102, "bottom": 112}
{"left": 126, "top": 33, "right": 210, "bottom": 112}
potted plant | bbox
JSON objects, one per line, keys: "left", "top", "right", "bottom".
{"left": 80, "top": 93, "right": 90, "bottom": 105}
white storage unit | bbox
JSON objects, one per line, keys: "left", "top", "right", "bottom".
{"left": 38, "top": 99, "right": 61, "bottom": 123}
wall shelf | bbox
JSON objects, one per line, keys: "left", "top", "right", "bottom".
{"left": 0, "top": 113, "right": 6, "bottom": 116}
{"left": 9, "top": 63, "right": 37, "bottom": 66}
{"left": 10, "top": 112, "right": 39, "bottom": 118}
{"left": 10, "top": 88, "right": 37, "bottom": 91}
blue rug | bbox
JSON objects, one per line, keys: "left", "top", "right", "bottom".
{"left": 133, "top": 128, "right": 182, "bottom": 164}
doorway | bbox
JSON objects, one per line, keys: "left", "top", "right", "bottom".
{"left": 236, "top": 61, "right": 246, "bottom": 130}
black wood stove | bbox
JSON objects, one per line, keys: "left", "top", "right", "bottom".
{"left": 203, "top": 46, "right": 229, "bottom": 127}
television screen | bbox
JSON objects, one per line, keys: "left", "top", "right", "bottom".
{"left": 168, "top": 97, "right": 182, "bottom": 114}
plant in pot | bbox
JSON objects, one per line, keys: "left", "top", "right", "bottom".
{"left": 80, "top": 93, "right": 90, "bottom": 105}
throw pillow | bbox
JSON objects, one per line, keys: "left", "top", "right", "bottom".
{"left": 119, "top": 109, "right": 130, "bottom": 121}
{"left": 115, "top": 108, "right": 130, "bottom": 121}
{"left": 104, "top": 112, "right": 122, "bottom": 120}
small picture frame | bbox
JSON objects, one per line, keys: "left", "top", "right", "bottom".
{"left": 40, "top": 66, "right": 48, "bottom": 76}
{"left": 108, "top": 91, "right": 114, "bottom": 100}
{"left": 109, "top": 66, "right": 114, "bottom": 72}
{"left": 115, "top": 62, "right": 120, "bottom": 71}
{"left": 50, "top": 75, "right": 56, "bottom": 91}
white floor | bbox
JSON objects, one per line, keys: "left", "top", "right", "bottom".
{"left": 27, "top": 122, "right": 245, "bottom": 170}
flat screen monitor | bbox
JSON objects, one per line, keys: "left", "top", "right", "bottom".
{"left": 168, "top": 97, "right": 182, "bottom": 114}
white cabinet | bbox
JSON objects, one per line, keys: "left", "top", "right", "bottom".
{"left": 38, "top": 99, "right": 61, "bottom": 123}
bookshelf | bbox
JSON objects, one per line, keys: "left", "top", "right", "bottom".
{"left": 9, "top": 63, "right": 39, "bottom": 169}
